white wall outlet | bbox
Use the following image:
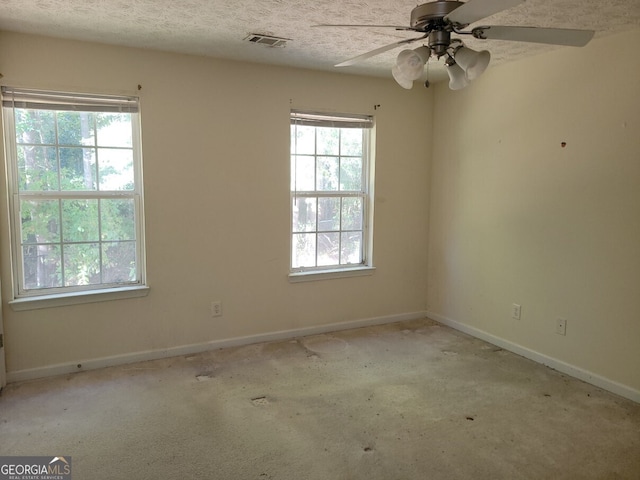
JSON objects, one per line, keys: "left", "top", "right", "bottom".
{"left": 512, "top": 303, "right": 522, "bottom": 320}
{"left": 211, "top": 301, "right": 223, "bottom": 317}
{"left": 556, "top": 318, "right": 567, "bottom": 336}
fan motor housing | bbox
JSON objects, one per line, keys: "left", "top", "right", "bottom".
{"left": 428, "top": 30, "right": 452, "bottom": 57}
{"left": 410, "top": 1, "right": 464, "bottom": 30}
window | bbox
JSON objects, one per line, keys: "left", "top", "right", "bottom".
{"left": 290, "top": 110, "right": 374, "bottom": 276}
{"left": 1, "top": 87, "right": 146, "bottom": 300}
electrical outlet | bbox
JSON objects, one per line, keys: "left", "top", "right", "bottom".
{"left": 556, "top": 318, "right": 567, "bottom": 336}
{"left": 512, "top": 303, "right": 521, "bottom": 320}
{"left": 211, "top": 301, "right": 222, "bottom": 317}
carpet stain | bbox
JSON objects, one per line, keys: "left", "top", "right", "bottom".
{"left": 302, "top": 335, "right": 348, "bottom": 354}
{"left": 251, "top": 396, "right": 270, "bottom": 406}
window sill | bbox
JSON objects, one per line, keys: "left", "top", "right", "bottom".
{"left": 9, "top": 285, "right": 150, "bottom": 311}
{"left": 289, "top": 266, "right": 376, "bottom": 283}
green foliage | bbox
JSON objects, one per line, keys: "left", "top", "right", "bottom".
{"left": 14, "top": 108, "right": 137, "bottom": 290}
{"left": 291, "top": 124, "right": 366, "bottom": 268}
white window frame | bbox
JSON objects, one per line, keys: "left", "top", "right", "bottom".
{"left": 289, "top": 110, "right": 375, "bottom": 282}
{"left": 1, "top": 87, "right": 148, "bottom": 309}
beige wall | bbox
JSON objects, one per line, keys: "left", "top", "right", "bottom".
{"left": 428, "top": 29, "right": 640, "bottom": 393}
{"left": 0, "top": 32, "right": 432, "bottom": 375}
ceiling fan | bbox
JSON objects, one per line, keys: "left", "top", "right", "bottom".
{"left": 316, "top": 0, "right": 595, "bottom": 90}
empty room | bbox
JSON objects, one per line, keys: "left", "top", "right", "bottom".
{"left": 0, "top": 0, "right": 639, "bottom": 478}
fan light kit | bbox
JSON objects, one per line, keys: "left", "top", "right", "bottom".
{"left": 316, "top": 0, "right": 595, "bottom": 90}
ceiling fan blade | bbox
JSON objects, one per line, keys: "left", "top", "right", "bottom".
{"left": 445, "top": 0, "right": 525, "bottom": 26}
{"left": 335, "top": 35, "right": 428, "bottom": 67}
{"left": 313, "top": 24, "right": 416, "bottom": 31}
{"left": 472, "top": 25, "right": 595, "bottom": 46}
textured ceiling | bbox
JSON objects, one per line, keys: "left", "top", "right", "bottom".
{"left": 1, "top": 0, "right": 639, "bottom": 84}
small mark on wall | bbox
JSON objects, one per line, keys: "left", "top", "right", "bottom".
{"left": 561, "top": 142, "right": 567, "bottom": 148}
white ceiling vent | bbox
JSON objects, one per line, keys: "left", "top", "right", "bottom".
{"left": 244, "top": 34, "right": 290, "bottom": 48}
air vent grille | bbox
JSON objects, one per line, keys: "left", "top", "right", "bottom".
{"left": 244, "top": 34, "right": 290, "bottom": 48}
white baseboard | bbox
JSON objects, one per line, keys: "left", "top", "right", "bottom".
{"left": 7, "top": 310, "right": 429, "bottom": 383}
{"left": 427, "top": 311, "right": 640, "bottom": 404}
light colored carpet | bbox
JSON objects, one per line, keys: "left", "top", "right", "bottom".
{"left": 1, "top": 318, "right": 639, "bottom": 479}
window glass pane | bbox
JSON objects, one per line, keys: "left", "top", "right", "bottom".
{"left": 292, "top": 197, "right": 316, "bottom": 233}
{"left": 291, "top": 125, "right": 315, "bottom": 154}
{"left": 342, "top": 197, "right": 363, "bottom": 230}
{"left": 62, "top": 199, "right": 99, "bottom": 242}
{"left": 289, "top": 111, "right": 371, "bottom": 273}
{"left": 15, "top": 109, "right": 55, "bottom": 145}
{"left": 60, "top": 147, "right": 97, "bottom": 191}
{"left": 340, "top": 157, "right": 363, "bottom": 191}
{"left": 317, "top": 156, "right": 339, "bottom": 191}
{"left": 97, "top": 113, "right": 132, "bottom": 148}
{"left": 102, "top": 241, "right": 136, "bottom": 283}
{"left": 341, "top": 231, "right": 362, "bottom": 265}
{"left": 100, "top": 199, "right": 136, "bottom": 241}
{"left": 317, "top": 197, "right": 340, "bottom": 232}
{"left": 340, "top": 128, "right": 363, "bottom": 156}
{"left": 317, "top": 232, "right": 340, "bottom": 266}
{"left": 292, "top": 155, "right": 315, "bottom": 192}
{"left": 17, "top": 145, "right": 59, "bottom": 191}
{"left": 20, "top": 199, "right": 60, "bottom": 244}
{"left": 292, "top": 233, "right": 316, "bottom": 268}
{"left": 4, "top": 89, "right": 145, "bottom": 295}
{"left": 98, "top": 148, "right": 134, "bottom": 190}
{"left": 57, "top": 111, "right": 95, "bottom": 146}
{"left": 317, "top": 127, "right": 339, "bottom": 155}
{"left": 23, "top": 245, "right": 62, "bottom": 289}
{"left": 63, "top": 243, "right": 101, "bottom": 286}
